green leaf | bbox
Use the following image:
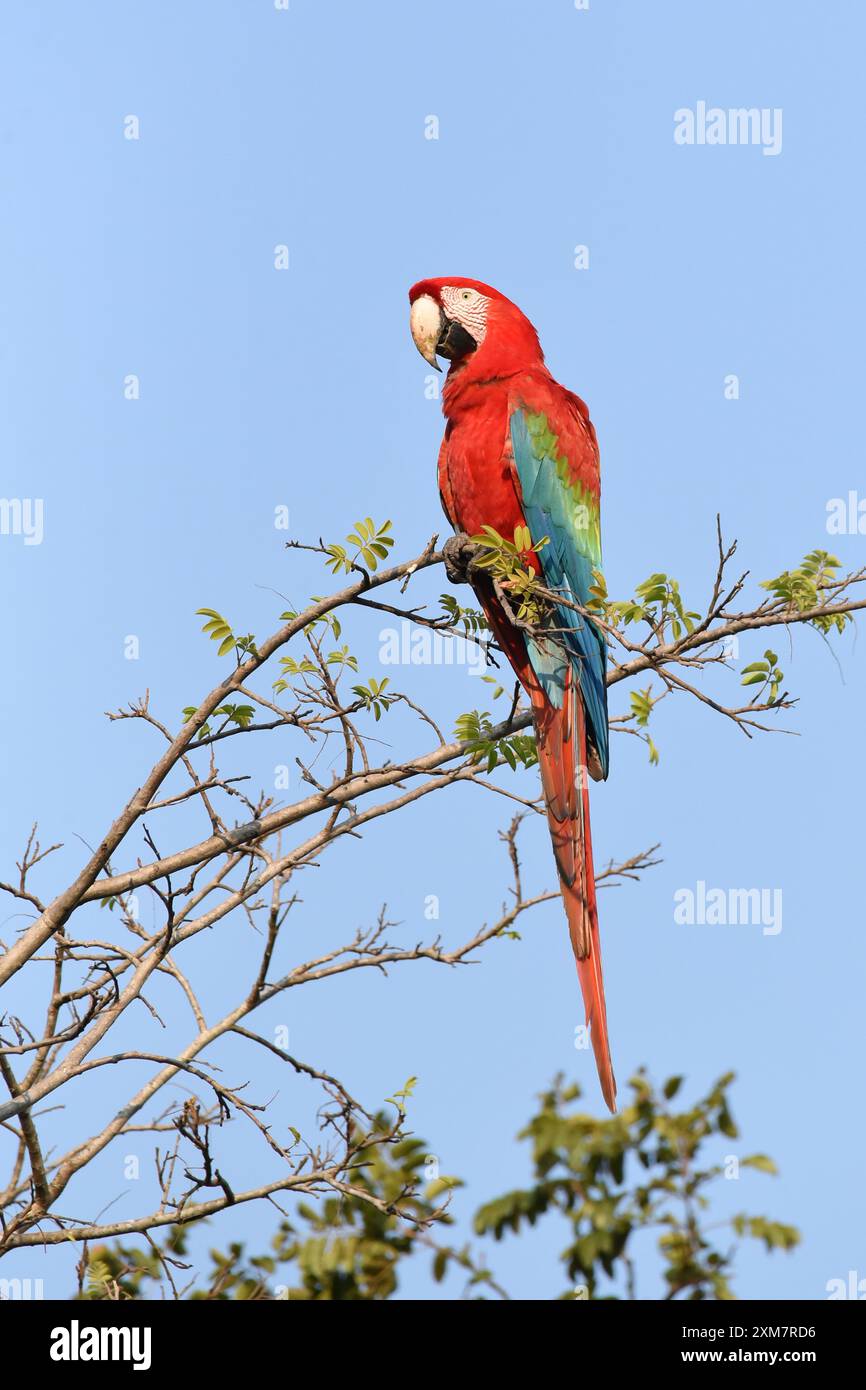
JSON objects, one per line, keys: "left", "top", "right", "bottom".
{"left": 324, "top": 518, "right": 394, "bottom": 574}
{"left": 741, "top": 1154, "right": 778, "bottom": 1175}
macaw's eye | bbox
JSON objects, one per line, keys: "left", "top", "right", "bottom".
{"left": 461, "top": 290, "right": 473, "bottom": 301}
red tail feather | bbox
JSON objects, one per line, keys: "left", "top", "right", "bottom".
{"left": 531, "top": 679, "right": 617, "bottom": 1112}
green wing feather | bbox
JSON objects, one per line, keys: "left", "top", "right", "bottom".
{"left": 510, "top": 407, "right": 609, "bottom": 778}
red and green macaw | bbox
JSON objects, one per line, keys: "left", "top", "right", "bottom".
{"left": 409, "top": 277, "right": 616, "bottom": 1111}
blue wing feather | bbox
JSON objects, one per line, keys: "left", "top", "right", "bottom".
{"left": 510, "top": 408, "right": 609, "bottom": 778}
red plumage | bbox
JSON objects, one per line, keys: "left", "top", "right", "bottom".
{"left": 411, "top": 277, "right": 616, "bottom": 1111}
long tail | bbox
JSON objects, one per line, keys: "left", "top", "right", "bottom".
{"left": 531, "top": 675, "right": 617, "bottom": 1112}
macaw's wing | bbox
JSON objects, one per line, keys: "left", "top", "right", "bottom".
{"left": 509, "top": 402, "right": 609, "bottom": 778}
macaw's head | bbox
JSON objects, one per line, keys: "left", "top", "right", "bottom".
{"left": 408, "top": 278, "right": 544, "bottom": 386}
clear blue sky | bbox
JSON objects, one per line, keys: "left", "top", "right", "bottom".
{"left": 1, "top": 0, "right": 864, "bottom": 1300}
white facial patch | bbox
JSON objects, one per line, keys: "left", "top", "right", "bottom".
{"left": 440, "top": 285, "right": 490, "bottom": 348}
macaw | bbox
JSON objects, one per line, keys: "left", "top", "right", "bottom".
{"left": 409, "top": 277, "right": 616, "bottom": 1111}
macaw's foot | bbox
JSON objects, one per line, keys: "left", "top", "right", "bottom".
{"left": 442, "top": 532, "right": 477, "bottom": 585}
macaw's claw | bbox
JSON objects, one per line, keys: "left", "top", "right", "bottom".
{"left": 442, "top": 532, "right": 477, "bottom": 585}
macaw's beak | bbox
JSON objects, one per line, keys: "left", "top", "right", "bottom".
{"left": 409, "top": 294, "right": 477, "bottom": 370}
